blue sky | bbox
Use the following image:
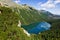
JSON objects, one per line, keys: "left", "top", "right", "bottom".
{"left": 14, "top": 0, "right": 60, "bottom": 15}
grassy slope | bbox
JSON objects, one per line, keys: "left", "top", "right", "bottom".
{"left": 0, "top": 6, "right": 34, "bottom": 40}
{"left": 0, "top": 6, "right": 60, "bottom": 40}
{"left": 16, "top": 5, "right": 60, "bottom": 40}
{"left": 13, "top": 6, "right": 49, "bottom": 25}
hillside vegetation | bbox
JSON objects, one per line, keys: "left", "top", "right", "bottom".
{"left": 0, "top": 5, "right": 60, "bottom": 40}
{"left": 0, "top": 6, "right": 33, "bottom": 40}
{"left": 13, "top": 5, "right": 50, "bottom": 25}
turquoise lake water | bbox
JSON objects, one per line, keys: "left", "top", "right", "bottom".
{"left": 22, "top": 22, "right": 51, "bottom": 34}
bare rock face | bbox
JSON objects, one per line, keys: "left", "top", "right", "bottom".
{"left": 0, "top": 11, "right": 1, "bottom": 14}
{"left": 0, "top": 0, "right": 19, "bottom": 7}
{"left": 18, "top": 20, "right": 21, "bottom": 27}
{"left": 0, "top": 1, "right": 3, "bottom": 6}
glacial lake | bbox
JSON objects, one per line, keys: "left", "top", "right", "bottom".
{"left": 22, "top": 22, "right": 51, "bottom": 34}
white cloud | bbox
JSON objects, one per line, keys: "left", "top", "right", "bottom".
{"left": 42, "top": 8, "right": 47, "bottom": 10}
{"left": 54, "top": 0, "right": 60, "bottom": 4}
{"left": 38, "top": 0, "right": 56, "bottom": 9}
{"left": 40, "top": 3, "right": 55, "bottom": 8}
{"left": 14, "top": 0, "right": 20, "bottom": 4}
{"left": 38, "top": 2, "right": 43, "bottom": 5}
{"left": 38, "top": 0, "right": 60, "bottom": 9}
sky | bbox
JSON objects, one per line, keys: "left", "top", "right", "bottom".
{"left": 14, "top": 0, "right": 60, "bottom": 15}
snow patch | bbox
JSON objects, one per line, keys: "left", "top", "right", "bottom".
{"left": 23, "top": 29, "right": 30, "bottom": 37}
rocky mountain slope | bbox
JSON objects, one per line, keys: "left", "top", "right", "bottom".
{"left": 0, "top": 1, "right": 60, "bottom": 40}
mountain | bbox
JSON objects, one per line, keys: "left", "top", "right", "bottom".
{"left": 12, "top": 5, "right": 54, "bottom": 25}
{"left": 0, "top": 5, "right": 51, "bottom": 40}
{"left": 0, "top": 0, "right": 21, "bottom": 7}
{"left": 39, "top": 10, "right": 60, "bottom": 19}
{"left": 0, "top": 6, "right": 36, "bottom": 40}
{"left": 14, "top": 5, "right": 60, "bottom": 25}
{"left": 53, "top": 15, "right": 60, "bottom": 19}
{"left": 0, "top": 0, "right": 60, "bottom": 20}
{"left": 12, "top": 5, "right": 60, "bottom": 40}
{"left": 0, "top": 2, "right": 60, "bottom": 40}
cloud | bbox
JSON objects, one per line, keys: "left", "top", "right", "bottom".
{"left": 38, "top": 0, "right": 56, "bottom": 9}
{"left": 40, "top": 3, "right": 55, "bottom": 8}
{"left": 42, "top": 8, "right": 47, "bottom": 10}
{"left": 38, "top": 0, "right": 60, "bottom": 9}
{"left": 14, "top": 0, "right": 20, "bottom": 4}
{"left": 54, "top": 0, "right": 60, "bottom": 4}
